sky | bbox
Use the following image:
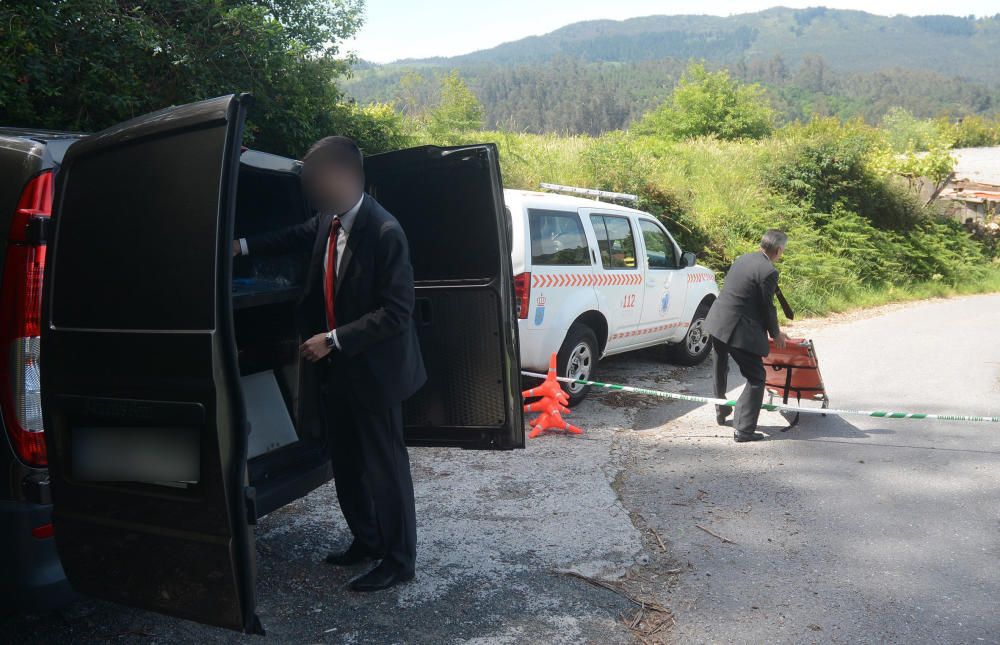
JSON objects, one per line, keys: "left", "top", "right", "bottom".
{"left": 345, "top": 1, "right": 999, "bottom": 63}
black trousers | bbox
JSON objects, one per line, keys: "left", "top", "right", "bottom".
{"left": 321, "top": 368, "right": 417, "bottom": 573}
{"left": 711, "top": 336, "right": 766, "bottom": 435}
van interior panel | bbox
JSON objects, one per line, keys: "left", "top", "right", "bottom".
{"left": 232, "top": 161, "right": 329, "bottom": 499}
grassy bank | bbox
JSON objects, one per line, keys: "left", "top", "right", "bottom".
{"left": 795, "top": 266, "right": 1000, "bottom": 318}
{"left": 418, "top": 127, "right": 998, "bottom": 318}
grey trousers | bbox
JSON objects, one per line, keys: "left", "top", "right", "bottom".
{"left": 711, "top": 336, "right": 766, "bottom": 435}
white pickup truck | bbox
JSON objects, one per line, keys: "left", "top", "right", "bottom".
{"left": 509, "top": 185, "right": 719, "bottom": 404}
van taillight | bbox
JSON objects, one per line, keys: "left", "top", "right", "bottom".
{"left": 514, "top": 272, "right": 531, "bottom": 320}
{"left": 0, "top": 171, "right": 52, "bottom": 467}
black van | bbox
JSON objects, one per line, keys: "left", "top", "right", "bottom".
{"left": 38, "top": 94, "right": 523, "bottom": 634}
{"left": 0, "top": 128, "right": 80, "bottom": 613}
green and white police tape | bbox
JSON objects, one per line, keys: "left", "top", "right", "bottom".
{"left": 520, "top": 371, "right": 1000, "bottom": 424}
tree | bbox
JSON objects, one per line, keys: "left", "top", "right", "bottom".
{"left": 0, "top": 0, "right": 364, "bottom": 157}
{"left": 395, "top": 70, "right": 436, "bottom": 117}
{"left": 426, "top": 70, "right": 485, "bottom": 141}
{"left": 880, "top": 107, "right": 949, "bottom": 152}
{"left": 634, "top": 62, "right": 774, "bottom": 141}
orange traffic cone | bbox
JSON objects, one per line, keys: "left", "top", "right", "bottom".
{"left": 521, "top": 352, "right": 583, "bottom": 439}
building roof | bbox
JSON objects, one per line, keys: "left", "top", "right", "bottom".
{"left": 950, "top": 147, "right": 1000, "bottom": 187}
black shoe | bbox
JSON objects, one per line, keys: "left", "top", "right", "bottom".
{"left": 716, "top": 406, "right": 732, "bottom": 425}
{"left": 733, "top": 432, "right": 765, "bottom": 443}
{"left": 324, "top": 541, "right": 378, "bottom": 566}
{"left": 349, "top": 561, "right": 414, "bottom": 592}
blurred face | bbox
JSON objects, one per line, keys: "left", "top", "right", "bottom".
{"left": 773, "top": 245, "right": 785, "bottom": 262}
{"left": 301, "top": 159, "right": 362, "bottom": 215}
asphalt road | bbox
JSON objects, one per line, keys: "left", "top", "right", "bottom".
{"left": 3, "top": 294, "right": 998, "bottom": 643}
{"left": 616, "top": 293, "right": 1000, "bottom": 644}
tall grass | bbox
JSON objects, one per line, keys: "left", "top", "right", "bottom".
{"left": 411, "top": 126, "right": 999, "bottom": 318}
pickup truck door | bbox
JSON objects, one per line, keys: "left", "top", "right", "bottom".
{"left": 365, "top": 145, "right": 524, "bottom": 450}
{"left": 40, "top": 95, "right": 262, "bottom": 633}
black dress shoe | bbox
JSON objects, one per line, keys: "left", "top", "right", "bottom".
{"left": 716, "top": 406, "right": 733, "bottom": 425}
{"left": 324, "top": 541, "right": 378, "bottom": 566}
{"left": 733, "top": 431, "right": 765, "bottom": 443}
{"left": 349, "top": 561, "right": 414, "bottom": 592}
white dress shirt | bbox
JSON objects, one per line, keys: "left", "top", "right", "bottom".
{"left": 238, "top": 193, "right": 364, "bottom": 351}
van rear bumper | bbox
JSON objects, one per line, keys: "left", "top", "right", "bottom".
{"left": 0, "top": 500, "right": 75, "bottom": 612}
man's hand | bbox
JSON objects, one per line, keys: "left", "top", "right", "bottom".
{"left": 300, "top": 333, "right": 332, "bottom": 362}
{"left": 232, "top": 240, "right": 242, "bottom": 257}
{"left": 774, "top": 331, "right": 789, "bottom": 350}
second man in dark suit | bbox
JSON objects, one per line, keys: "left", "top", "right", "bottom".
{"left": 234, "top": 136, "right": 426, "bottom": 591}
{"left": 703, "top": 230, "right": 790, "bottom": 442}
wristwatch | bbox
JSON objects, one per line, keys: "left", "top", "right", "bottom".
{"left": 325, "top": 330, "right": 336, "bottom": 349}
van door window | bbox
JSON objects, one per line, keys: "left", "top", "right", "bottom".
{"left": 639, "top": 220, "right": 678, "bottom": 269}
{"left": 590, "top": 214, "right": 637, "bottom": 269}
{"left": 529, "top": 209, "right": 590, "bottom": 266}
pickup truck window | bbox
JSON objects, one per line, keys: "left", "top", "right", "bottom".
{"left": 528, "top": 209, "right": 590, "bottom": 266}
{"left": 590, "top": 214, "right": 637, "bottom": 269}
{"left": 639, "top": 219, "right": 677, "bottom": 269}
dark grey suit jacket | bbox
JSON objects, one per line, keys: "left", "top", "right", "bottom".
{"left": 703, "top": 251, "right": 781, "bottom": 356}
{"left": 247, "top": 193, "right": 427, "bottom": 410}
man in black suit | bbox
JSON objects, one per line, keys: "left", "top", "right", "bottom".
{"left": 233, "top": 136, "right": 426, "bottom": 591}
{"left": 703, "top": 230, "right": 790, "bottom": 443}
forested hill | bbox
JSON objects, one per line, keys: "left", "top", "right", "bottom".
{"left": 393, "top": 8, "right": 1000, "bottom": 81}
{"left": 344, "top": 7, "right": 1000, "bottom": 134}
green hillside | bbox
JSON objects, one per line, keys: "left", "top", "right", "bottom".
{"left": 390, "top": 8, "right": 1000, "bottom": 80}
{"left": 345, "top": 8, "right": 1000, "bottom": 135}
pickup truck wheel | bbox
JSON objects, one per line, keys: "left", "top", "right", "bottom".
{"left": 665, "top": 304, "right": 713, "bottom": 366}
{"left": 558, "top": 323, "right": 598, "bottom": 407}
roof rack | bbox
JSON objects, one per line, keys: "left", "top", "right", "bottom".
{"left": 539, "top": 182, "right": 639, "bottom": 204}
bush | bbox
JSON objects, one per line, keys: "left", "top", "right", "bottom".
{"left": 330, "top": 102, "right": 415, "bottom": 154}
{"left": 769, "top": 128, "right": 929, "bottom": 230}
{"left": 941, "top": 115, "right": 1000, "bottom": 148}
{"left": 880, "top": 107, "right": 949, "bottom": 152}
{"left": 414, "top": 107, "right": 995, "bottom": 317}
{"left": 634, "top": 62, "right": 775, "bottom": 141}
{"left": 425, "top": 71, "right": 486, "bottom": 143}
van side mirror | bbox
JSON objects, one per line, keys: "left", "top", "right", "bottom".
{"left": 681, "top": 251, "right": 697, "bottom": 268}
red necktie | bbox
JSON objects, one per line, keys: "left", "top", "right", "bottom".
{"left": 324, "top": 217, "right": 342, "bottom": 328}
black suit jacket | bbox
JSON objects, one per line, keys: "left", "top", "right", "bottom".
{"left": 247, "top": 193, "right": 427, "bottom": 409}
{"left": 703, "top": 251, "right": 781, "bottom": 356}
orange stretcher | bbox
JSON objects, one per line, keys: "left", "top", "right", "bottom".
{"left": 763, "top": 338, "right": 829, "bottom": 428}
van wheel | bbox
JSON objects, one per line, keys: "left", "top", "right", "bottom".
{"left": 557, "top": 323, "right": 598, "bottom": 407}
{"left": 665, "top": 304, "right": 713, "bottom": 366}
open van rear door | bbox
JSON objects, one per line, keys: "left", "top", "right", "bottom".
{"left": 365, "top": 145, "right": 524, "bottom": 450}
{"left": 40, "top": 95, "right": 262, "bottom": 633}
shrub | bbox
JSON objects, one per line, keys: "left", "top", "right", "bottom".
{"left": 413, "top": 108, "right": 996, "bottom": 317}
{"left": 331, "top": 102, "right": 415, "bottom": 154}
{"left": 634, "top": 62, "right": 775, "bottom": 141}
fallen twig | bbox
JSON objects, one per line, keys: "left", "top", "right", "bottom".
{"left": 554, "top": 570, "right": 669, "bottom": 613}
{"left": 620, "top": 604, "right": 675, "bottom": 644}
{"left": 650, "top": 528, "right": 667, "bottom": 552}
{"left": 695, "top": 523, "right": 736, "bottom": 544}
{"left": 553, "top": 569, "right": 677, "bottom": 645}
{"left": 557, "top": 569, "right": 674, "bottom": 643}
